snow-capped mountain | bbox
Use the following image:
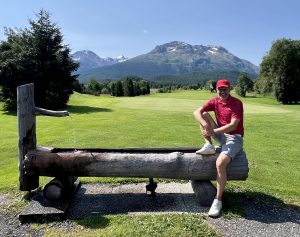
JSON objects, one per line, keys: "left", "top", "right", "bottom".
{"left": 71, "top": 50, "right": 128, "bottom": 73}
{"left": 148, "top": 41, "right": 259, "bottom": 75}
{"left": 116, "top": 55, "right": 128, "bottom": 63}
{"left": 77, "top": 41, "right": 259, "bottom": 82}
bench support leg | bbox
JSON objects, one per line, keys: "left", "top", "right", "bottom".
{"left": 191, "top": 180, "right": 216, "bottom": 207}
{"left": 146, "top": 178, "right": 157, "bottom": 197}
{"left": 43, "top": 176, "right": 78, "bottom": 200}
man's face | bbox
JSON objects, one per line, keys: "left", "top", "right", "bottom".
{"left": 217, "top": 87, "right": 230, "bottom": 99}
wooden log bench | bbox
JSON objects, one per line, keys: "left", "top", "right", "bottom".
{"left": 25, "top": 147, "right": 248, "bottom": 206}
{"left": 18, "top": 83, "right": 249, "bottom": 207}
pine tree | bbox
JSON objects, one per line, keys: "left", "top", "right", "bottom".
{"left": 123, "top": 77, "right": 134, "bottom": 96}
{"left": 0, "top": 10, "right": 78, "bottom": 110}
{"left": 133, "top": 81, "right": 141, "bottom": 96}
{"left": 110, "top": 82, "right": 116, "bottom": 96}
{"left": 115, "top": 80, "right": 124, "bottom": 96}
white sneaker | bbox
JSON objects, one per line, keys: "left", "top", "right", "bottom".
{"left": 208, "top": 199, "right": 222, "bottom": 217}
{"left": 196, "top": 143, "right": 215, "bottom": 155}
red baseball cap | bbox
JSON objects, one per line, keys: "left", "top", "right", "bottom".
{"left": 216, "top": 79, "right": 230, "bottom": 89}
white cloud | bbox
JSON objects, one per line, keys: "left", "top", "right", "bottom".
{"left": 142, "top": 29, "right": 149, "bottom": 34}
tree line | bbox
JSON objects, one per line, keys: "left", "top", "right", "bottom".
{"left": 0, "top": 10, "right": 78, "bottom": 110}
{"left": 75, "top": 76, "right": 150, "bottom": 97}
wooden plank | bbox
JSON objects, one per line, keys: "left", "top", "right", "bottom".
{"left": 35, "top": 107, "right": 69, "bottom": 116}
{"left": 24, "top": 148, "right": 248, "bottom": 180}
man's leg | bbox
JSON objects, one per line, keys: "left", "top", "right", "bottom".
{"left": 196, "top": 112, "right": 217, "bottom": 154}
{"left": 198, "top": 112, "right": 216, "bottom": 142}
{"left": 216, "top": 153, "right": 231, "bottom": 200}
{"left": 208, "top": 153, "right": 231, "bottom": 217}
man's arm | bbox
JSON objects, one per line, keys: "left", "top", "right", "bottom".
{"left": 213, "top": 118, "right": 240, "bottom": 135}
{"left": 193, "top": 107, "right": 214, "bottom": 136}
{"left": 193, "top": 107, "right": 207, "bottom": 126}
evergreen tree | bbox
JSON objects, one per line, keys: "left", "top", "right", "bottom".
{"left": 133, "top": 81, "right": 141, "bottom": 96}
{"left": 86, "top": 78, "right": 101, "bottom": 95}
{"left": 0, "top": 10, "right": 78, "bottom": 110}
{"left": 123, "top": 76, "right": 134, "bottom": 96}
{"left": 146, "top": 82, "right": 150, "bottom": 94}
{"left": 73, "top": 80, "right": 85, "bottom": 93}
{"left": 110, "top": 82, "right": 116, "bottom": 96}
{"left": 139, "top": 80, "right": 150, "bottom": 95}
{"left": 115, "top": 80, "right": 123, "bottom": 96}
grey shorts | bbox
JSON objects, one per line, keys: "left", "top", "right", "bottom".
{"left": 213, "top": 133, "right": 243, "bottom": 160}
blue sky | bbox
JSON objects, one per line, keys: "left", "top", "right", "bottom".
{"left": 0, "top": 0, "right": 299, "bottom": 66}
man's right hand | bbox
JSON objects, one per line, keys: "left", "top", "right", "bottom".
{"left": 201, "top": 127, "right": 214, "bottom": 137}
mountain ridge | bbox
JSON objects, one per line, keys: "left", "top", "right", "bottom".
{"left": 75, "top": 41, "right": 259, "bottom": 83}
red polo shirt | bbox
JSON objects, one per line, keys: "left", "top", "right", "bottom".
{"left": 202, "top": 95, "right": 244, "bottom": 136}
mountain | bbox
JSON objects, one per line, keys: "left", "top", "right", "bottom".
{"left": 77, "top": 41, "right": 259, "bottom": 82}
{"left": 71, "top": 50, "right": 128, "bottom": 73}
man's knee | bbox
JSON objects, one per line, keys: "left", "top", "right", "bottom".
{"left": 202, "top": 112, "right": 217, "bottom": 128}
{"left": 193, "top": 110, "right": 209, "bottom": 119}
{"left": 216, "top": 154, "right": 231, "bottom": 171}
{"left": 202, "top": 111, "right": 210, "bottom": 119}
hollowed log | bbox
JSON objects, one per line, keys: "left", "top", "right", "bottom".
{"left": 24, "top": 147, "right": 248, "bottom": 180}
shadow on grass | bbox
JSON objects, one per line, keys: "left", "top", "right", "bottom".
{"left": 66, "top": 105, "right": 113, "bottom": 114}
{"left": 2, "top": 109, "right": 17, "bottom": 116}
{"left": 223, "top": 189, "right": 300, "bottom": 224}
{"left": 1, "top": 105, "right": 113, "bottom": 116}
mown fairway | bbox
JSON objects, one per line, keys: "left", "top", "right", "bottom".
{"left": 0, "top": 90, "right": 299, "bottom": 236}
{"left": 1, "top": 90, "right": 299, "bottom": 200}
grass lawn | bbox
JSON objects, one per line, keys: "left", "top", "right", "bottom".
{"left": 0, "top": 89, "right": 299, "bottom": 236}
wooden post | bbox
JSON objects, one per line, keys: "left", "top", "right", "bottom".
{"left": 17, "top": 83, "right": 39, "bottom": 191}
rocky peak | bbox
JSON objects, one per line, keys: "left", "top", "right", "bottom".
{"left": 116, "top": 55, "right": 128, "bottom": 62}
{"left": 151, "top": 41, "right": 194, "bottom": 54}
{"left": 71, "top": 50, "right": 128, "bottom": 73}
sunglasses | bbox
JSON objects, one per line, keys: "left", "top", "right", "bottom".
{"left": 218, "top": 88, "right": 229, "bottom": 91}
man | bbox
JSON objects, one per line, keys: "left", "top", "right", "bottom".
{"left": 193, "top": 79, "right": 244, "bottom": 217}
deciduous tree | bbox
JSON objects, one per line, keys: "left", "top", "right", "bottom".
{"left": 256, "top": 38, "right": 300, "bottom": 103}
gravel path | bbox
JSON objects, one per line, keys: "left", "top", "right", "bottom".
{"left": 0, "top": 193, "right": 43, "bottom": 237}
{"left": 207, "top": 197, "right": 300, "bottom": 237}
{"left": 1, "top": 183, "right": 300, "bottom": 237}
